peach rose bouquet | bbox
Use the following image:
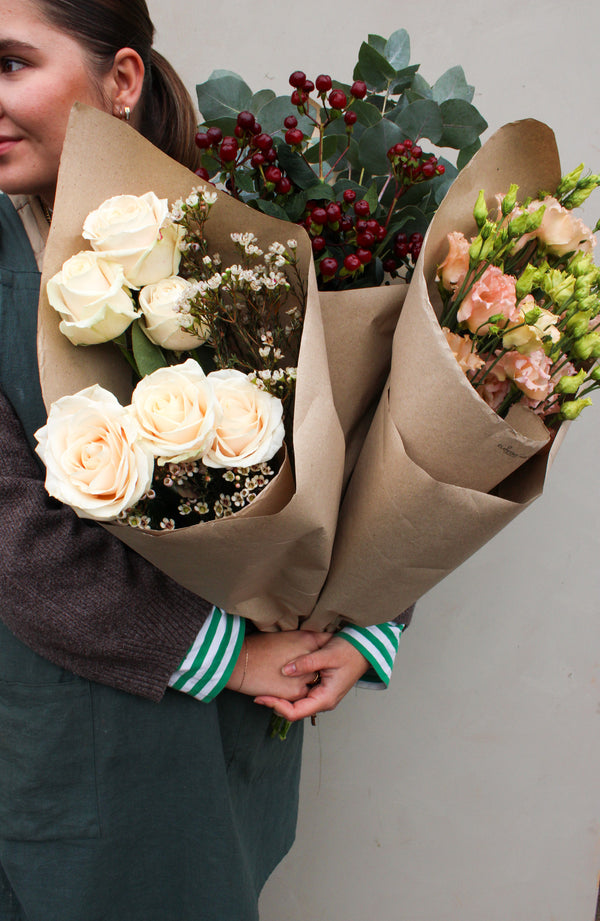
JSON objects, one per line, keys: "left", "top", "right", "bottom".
{"left": 437, "top": 164, "right": 600, "bottom": 424}
{"left": 38, "top": 188, "right": 304, "bottom": 528}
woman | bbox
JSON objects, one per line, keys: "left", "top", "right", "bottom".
{"left": 0, "top": 1, "right": 407, "bottom": 918}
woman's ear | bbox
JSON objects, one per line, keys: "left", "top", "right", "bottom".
{"left": 106, "top": 47, "right": 145, "bottom": 117}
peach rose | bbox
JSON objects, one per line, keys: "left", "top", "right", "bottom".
{"left": 457, "top": 265, "right": 520, "bottom": 334}
{"left": 494, "top": 348, "right": 553, "bottom": 402}
{"left": 203, "top": 369, "right": 285, "bottom": 468}
{"left": 34, "top": 386, "right": 154, "bottom": 521}
{"left": 131, "top": 359, "right": 220, "bottom": 465}
{"left": 437, "top": 232, "right": 471, "bottom": 291}
{"left": 83, "top": 192, "right": 184, "bottom": 288}
{"left": 442, "top": 327, "right": 484, "bottom": 376}
{"left": 515, "top": 196, "right": 596, "bottom": 256}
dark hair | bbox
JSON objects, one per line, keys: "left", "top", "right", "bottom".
{"left": 34, "top": 0, "right": 202, "bottom": 172}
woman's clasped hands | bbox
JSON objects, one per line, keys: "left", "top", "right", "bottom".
{"left": 226, "top": 630, "right": 370, "bottom": 721}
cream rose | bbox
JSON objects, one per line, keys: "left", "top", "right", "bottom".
{"left": 130, "top": 359, "right": 220, "bottom": 464}
{"left": 139, "top": 276, "right": 209, "bottom": 351}
{"left": 34, "top": 386, "right": 154, "bottom": 521}
{"left": 47, "top": 250, "right": 138, "bottom": 345}
{"left": 82, "top": 192, "right": 184, "bottom": 287}
{"left": 203, "top": 369, "right": 285, "bottom": 468}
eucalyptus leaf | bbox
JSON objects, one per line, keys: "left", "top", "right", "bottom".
{"left": 432, "top": 66, "right": 474, "bottom": 104}
{"left": 457, "top": 139, "right": 482, "bottom": 169}
{"left": 349, "top": 99, "right": 382, "bottom": 127}
{"left": 405, "top": 74, "right": 433, "bottom": 101}
{"left": 364, "top": 182, "right": 379, "bottom": 214}
{"left": 367, "top": 33, "right": 387, "bottom": 54}
{"left": 250, "top": 89, "right": 276, "bottom": 113}
{"left": 198, "top": 116, "right": 237, "bottom": 137}
{"left": 300, "top": 182, "right": 337, "bottom": 204}
{"left": 131, "top": 321, "right": 168, "bottom": 377}
{"left": 254, "top": 199, "right": 290, "bottom": 221}
{"left": 384, "top": 29, "right": 411, "bottom": 70}
{"left": 392, "top": 99, "right": 443, "bottom": 144}
{"left": 196, "top": 73, "right": 253, "bottom": 122}
{"left": 231, "top": 170, "right": 256, "bottom": 194}
{"left": 275, "top": 144, "right": 318, "bottom": 189}
{"left": 356, "top": 42, "right": 397, "bottom": 91}
{"left": 389, "top": 64, "right": 420, "bottom": 95}
{"left": 358, "top": 119, "right": 405, "bottom": 175}
{"left": 304, "top": 135, "right": 342, "bottom": 164}
{"left": 438, "top": 99, "right": 488, "bottom": 148}
{"left": 258, "top": 95, "right": 302, "bottom": 134}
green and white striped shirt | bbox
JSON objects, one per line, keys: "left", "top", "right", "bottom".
{"left": 169, "top": 608, "right": 405, "bottom": 701}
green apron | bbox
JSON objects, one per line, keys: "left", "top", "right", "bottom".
{"left": 0, "top": 194, "right": 302, "bottom": 921}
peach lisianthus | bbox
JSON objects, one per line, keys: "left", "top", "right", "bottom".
{"left": 437, "top": 231, "right": 471, "bottom": 291}
{"left": 477, "top": 371, "right": 512, "bottom": 412}
{"left": 494, "top": 348, "right": 553, "bottom": 402}
{"left": 513, "top": 196, "right": 596, "bottom": 257}
{"left": 502, "top": 297, "right": 561, "bottom": 355}
{"left": 457, "top": 265, "right": 520, "bottom": 334}
{"left": 442, "top": 327, "right": 484, "bottom": 375}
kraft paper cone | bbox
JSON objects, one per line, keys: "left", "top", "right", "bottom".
{"left": 389, "top": 119, "right": 559, "bottom": 492}
{"left": 320, "top": 282, "right": 407, "bottom": 485}
{"left": 37, "top": 105, "right": 345, "bottom": 630}
{"left": 305, "top": 120, "right": 569, "bottom": 629}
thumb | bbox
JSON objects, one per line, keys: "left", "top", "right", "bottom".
{"left": 281, "top": 648, "right": 327, "bottom": 678}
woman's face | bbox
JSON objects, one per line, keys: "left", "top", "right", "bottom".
{"left": 0, "top": 0, "right": 111, "bottom": 204}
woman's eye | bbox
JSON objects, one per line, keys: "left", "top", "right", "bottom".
{"left": 1, "top": 58, "right": 27, "bottom": 74}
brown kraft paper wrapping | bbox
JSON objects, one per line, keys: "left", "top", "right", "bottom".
{"left": 37, "top": 105, "right": 346, "bottom": 630}
{"left": 305, "top": 120, "right": 569, "bottom": 629}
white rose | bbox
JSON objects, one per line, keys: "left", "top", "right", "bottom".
{"left": 34, "top": 385, "right": 154, "bottom": 521}
{"left": 138, "top": 276, "right": 209, "bottom": 351}
{"left": 203, "top": 369, "right": 285, "bottom": 468}
{"left": 130, "top": 358, "right": 220, "bottom": 464}
{"left": 82, "top": 192, "right": 184, "bottom": 287}
{"left": 46, "top": 250, "right": 138, "bottom": 345}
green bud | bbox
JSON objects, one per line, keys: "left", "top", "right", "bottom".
{"left": 515, "top": 264, "right": 538, "bottom": 300}
{"left": 560, "top": 397, "right": 593, "bottom": 420}
{"left": 479, "top": 235, "right": 496, "bottom": 263}
{"left": 565, "top": 188, "right": 595, "bottom": 209}
{"left": 501, "top": 184, "right": 519, "bottom": 216}
{"left": 591, "top": 366, "right": 600, "bottom": 382}
{"left": 569, "top": 252, "right": 597, "bottom": 278}
{"left": 556, "top": 164, "right": 584, "bottom": 197}
{"left": 523, "top": 305, "right": 542, "bottom": 324}
{"left": 480, "top": 220, "right": 495, "bottom": 240}
{"left": 572, "top": 331, "right": 600, "bottom": 360}
{"left": 542, "top": 269, "right": 576, "bottom": 307}
{"left": 555, "top": 368, "right": 587, "bottom": 394}
{"left": 473, "top": 190, "right": 488, "bottom": 228}
{"left": 507, "top": 204, "right": 545, "bottom": 239}
{"left": 576, "top": 294, "right": 599, "bottom": 313}
{"left": 566, "top": 311, "right": 591, "bottom": 338}
{"left": 469, "top": 236, "right": 483, "bottom": 264}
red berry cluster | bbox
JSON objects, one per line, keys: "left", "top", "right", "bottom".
{"left": 382, "top": 231, "right": 424, "bottom": 277}
{"left": 387, "top": 139, "right": 445, "bottom": 186}
{"left": 289, "top": 70, "right": 367, "bottom": 128}
{"left": 302, "top": 190, "right": 386, "bottom": 281}
{"left": 195, "top": 111, "right": 292, "bottom": 196}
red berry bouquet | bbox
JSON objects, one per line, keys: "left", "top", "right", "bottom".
{"left": 194, "top": 29, "right": 487, "bottom": 291}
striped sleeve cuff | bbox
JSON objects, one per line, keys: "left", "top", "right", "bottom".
{"left": 337, "top": 621, "right": 405, "bottom": 689}
{"left": 168, "top": 607, "right": 245, "bottom": 702}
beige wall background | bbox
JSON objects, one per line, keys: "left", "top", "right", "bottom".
{"left": 149, "top": 1, "right": 600, "bottom": 918}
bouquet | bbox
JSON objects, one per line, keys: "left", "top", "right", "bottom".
{"left": 304, "top": 119, "right": 598, "bottom": 630}
{"left": 37, "top": 104, "right": 346, "bottom": 631}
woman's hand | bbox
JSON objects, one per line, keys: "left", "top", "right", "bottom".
{"left": 225, "top": 630, "right": 333, "bottom": 701}
{"left": 253, "top": 636, "right": 370, "bottom": 721}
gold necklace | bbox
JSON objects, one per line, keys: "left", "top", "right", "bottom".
{"left": 40, "top": 200, "right": 53, "bottom": 225}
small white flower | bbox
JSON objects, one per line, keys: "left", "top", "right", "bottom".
{"left": 202, "top": 189, "right": 218, "bottom": 205}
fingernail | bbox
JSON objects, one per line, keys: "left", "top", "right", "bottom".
{"left": 282, "top": 664, "right": 296, "bottom": 676}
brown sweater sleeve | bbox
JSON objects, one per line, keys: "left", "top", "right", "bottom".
{"left": 0, "top": 389, "right": 213, "bottom": 701}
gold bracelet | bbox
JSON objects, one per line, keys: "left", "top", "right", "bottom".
{"left": 238, "top": 639, "right": 249, "bottom": 693}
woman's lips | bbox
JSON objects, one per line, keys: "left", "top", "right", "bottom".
{"left": 0, "top": 138, "right": 21, "bottom": 155}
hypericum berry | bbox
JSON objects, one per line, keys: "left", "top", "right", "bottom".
{"left": 436, "top": 164, "right": 446, "bottom": 175}
{"left": 251, "top": 122, "right": 262, "bottom": 135}
{"left": 303, "top": 79, "right": 315, "bottom": 93}
{"left": 403, "top": 139, "right": 413, "bottom": 148}
{"left": 234, "top": 125, "right": 244, "bottom": 138}
{"left": 366, "top": 219, "right": 379, "bottom": 233}
{"left": 312, "top": 236, "right": 327, "bottom": 254}
{"left": 254, "top": 133, "right": 273, "bottom": 151}
{"left": 283, "top": 115, "right": 298, "bottom": 129}
{"left": 320, "top": 257, "right": 338, "bottom": 278}
{"left": 276, "top": 176, "right": 292, "bottom": 195}
{"left": 350, "top": 80, "right": 367, "bottom": 99}
{"left": 353, "top": 199, "right": 370, "bottom": 217}
{"left": 311, "top": 206, "right": 328, "bottom": 226}
{"left": 219, "top": 142, "right": 237, "bottom": 164}
{"left": 250, "top": 152, "right": 266, "bottom": 168}
{"left": 194, "top": 166, "right": 210, "bottom": 181}
{"left": 265, "top": 148, "right": 278, "bottom": 163}
{"left": 339, "top": 215, "right": 354, "bottom": 233}
{"left": 328, "top": 89, "right": 348, "bottom": 110}
{"left": 422, "top": 161, "right": 436, "bottom": 178}
{"left": 237, "top": 110, "right": 256, "bottom": 131}
{"left": 383, "top": 257, "right": 397, "bottom": 274}
{"left": 343, "top": 189, "right": 357, "bottom": 204}
{"left": 344, "top": 253, "right": 362, "bottom": 272}
{"left": 326, "top": 202, "right": 342, "bottom": 223}
{"left": 285, "top": 128, "right": 304, "bottom": 146}
{"left": 355, "top": 219, "right": 368, "bottom": 233}
{"left": 206, "top": 126, "right": 223, "bottom": 146}
{"left": 291, "top": 90, "right": 307, "bottom": 107}
{"left": 344, "top": 110, "right": 358, "bottom": 126}
{"left": 356, "top": 248, "right": 372, "bottom": 265}
{"left": 265, "top": 166, "right": 282, "bottom": 184}
{"left": 411, "top": 145, "right": 422, "bottom": 159}
{"left": 315, "top": 74, "right": 332, "bottom": 93}
{"left": 289, "top": 70, "right": 306, "bottom": 88}
{"left": 357, "top": 231, "right": 376, "bottom": 248}
{"left": 194, "top": 132, "right": 211, "bottom": 150}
